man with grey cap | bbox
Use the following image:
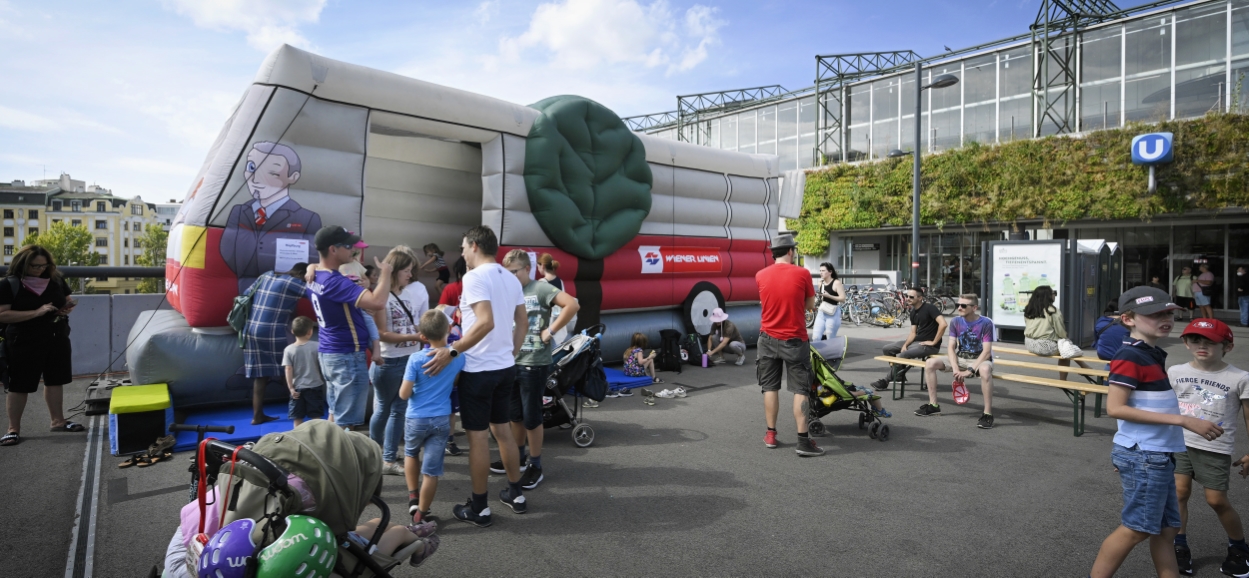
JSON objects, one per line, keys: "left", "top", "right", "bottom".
{"left": 755, "top": 233, "right": 822, "bottom": 456}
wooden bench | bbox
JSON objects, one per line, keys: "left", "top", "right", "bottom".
{"left": 992, "top": 346, "right": 1111, "bottom": 421}
{"left": 873, "top": 355, "right": 1110, "bottom": 437}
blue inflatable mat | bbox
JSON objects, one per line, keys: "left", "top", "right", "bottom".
{"left": 604, "top": 367, "right": 652, "bottom": 391}
{"left": 171, "top": 403, "right": 293, "bottom": 452}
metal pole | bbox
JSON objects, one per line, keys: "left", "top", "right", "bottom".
{"left": 912, "top": 61, "right": 923, "bottom": 289}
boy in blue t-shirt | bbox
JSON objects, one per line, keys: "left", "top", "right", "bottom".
{"left": 400, "top": 309, "right": 466, "bottom": 526}
{"left": 1090, "top": 287, "right": 1225, "bottom": 578}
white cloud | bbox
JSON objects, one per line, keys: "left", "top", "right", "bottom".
{"left": 0, "top": 104, "right": 60, "bottom": 132}
{"left": 161, "top": 0, "right": 327, "bottom": 51}
{"left": 474, "top": 1, "right": 499, "bottom": 24}
{"left": 498, "top": 0, "right": 723, "bottom": 76}
{"left": 112, "top": 157, "right": 199, "bottom": 177}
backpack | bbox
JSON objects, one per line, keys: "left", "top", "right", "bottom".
{"left": 681, "top": 333, "right": 706, "bottom": 366}
{"left": 226, "top": 276, "right": 263, "bottom": 348}
{"left": 656, "top": 329, "right": 683, "bottom": 374}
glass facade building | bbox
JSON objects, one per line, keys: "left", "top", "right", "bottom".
{"left": 640, "top": 0, "right": 1249, "bottom": 311}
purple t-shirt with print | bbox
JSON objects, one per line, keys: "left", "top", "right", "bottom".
{"left": 306, "top": 269, "right": 367, "bottom": 354}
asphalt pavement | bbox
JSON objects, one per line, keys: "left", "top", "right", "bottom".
{"left": 3, "top": 319, "right": 1249, "bottom": 577}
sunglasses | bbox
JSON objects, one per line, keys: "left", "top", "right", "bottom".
{"left": 956, "top": 303, "right": 974, "bottom": 309}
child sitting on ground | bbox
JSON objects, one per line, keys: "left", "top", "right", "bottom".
{"left": 283, "top": 316, "right": 325, "bottom": 427}
{"left": 399, "top": 310, "right": 466, "bottom": 525}
{"left": 420, "top": 243, "right": 449, "bottom": 296}
{"left": 1167, "top": 319, "right": 1249, "bottom": 576}
{"left": 623, "top": 332, "right": 660, "bottom": 384}
{"left": 1090, "top": 287, "right": 1225, "bottom": 578}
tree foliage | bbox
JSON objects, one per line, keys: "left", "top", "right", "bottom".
{"left": 795, "top": 113, "right": 1249, "bottom": 256}
{"left": 134, "top": 223, "right": 168, "bottom": 293}
{"left": 24, "top": 221, "right": 100, "bottom": 293}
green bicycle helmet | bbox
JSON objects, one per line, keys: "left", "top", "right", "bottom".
{"left": 255, "top": 515, "right": 337, "bottom": 578}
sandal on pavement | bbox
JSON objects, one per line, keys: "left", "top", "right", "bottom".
{"left": 408, "top": 535, "right": 440, "bottom": 568}
{"left": 50, "top": 421, "right": 85, "bottom": 433}
{"left": 643, "top": 395, "right": 656, "bottom": 406}
{"left": 137, "top": 451, "right": 172, "bottom": 468}
{"left": 0, "top": 432, "right": 20, "bottom": 446}
{"left": 119, "top": 454, "right": 149, "bottom": 468}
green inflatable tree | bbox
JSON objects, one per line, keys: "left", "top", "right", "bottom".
{"left": 524, "top": 95, "right": 652, "bottom": 260}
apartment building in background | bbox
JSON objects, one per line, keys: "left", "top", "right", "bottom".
{"left": 0, "top": 175, "right": 167, "bottom": 294}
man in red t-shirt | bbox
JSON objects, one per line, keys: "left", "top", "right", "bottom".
{"left": 755, "top": 233, "right": 821, "bottom": 457}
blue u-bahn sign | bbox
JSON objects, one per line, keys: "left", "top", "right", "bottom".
{"left": 1131, "top": 132, "right": 1173, "bottom": 165}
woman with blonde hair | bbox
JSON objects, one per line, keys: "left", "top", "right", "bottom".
{"left": 370, "top": 246, "right": 429, "bottom": 475}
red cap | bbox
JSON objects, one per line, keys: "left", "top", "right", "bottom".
{"left": 1181, "top": 319, "right": 1233, "bottom": 344}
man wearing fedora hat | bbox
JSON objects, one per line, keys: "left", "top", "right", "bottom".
{"left": 706, "top": 307, "right": 746, "bottom": 366}
{"left": 755, "top": 233, "right": 822, "bottom": 456}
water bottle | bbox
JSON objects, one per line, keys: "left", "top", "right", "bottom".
{"left": 1002, "top": 274, "right": 1016, "bottom": 312}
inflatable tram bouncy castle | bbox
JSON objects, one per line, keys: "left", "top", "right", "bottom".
{"left": 127, "top": 45, "right": 782, "bottom": 408}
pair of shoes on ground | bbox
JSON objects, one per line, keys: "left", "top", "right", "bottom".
{"left": 605, "top": 388, "right": 635, "bottom": 398}
{"left": 1175, "top": 543, "right": 1249, "bottom": 577}
{"left": 452, "top": 488, "right": 529, "bottom": 527}
{"left": 913, "top": 403, "right": 994, "bottom": 429}
{"left": 764, "top": 430, "right": 824, "bottom": 456}
{"left": 654, "top": 387, "right": 687, "bottom": 399}
{"left": 487, "top": 457, "right": 547, "bottom": 489}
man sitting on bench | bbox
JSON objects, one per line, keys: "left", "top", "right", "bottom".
{"left": 871, "top": 287, "right": 947, "bottom": 391}
{"left": 916, "top": 293, "right": 997, "bottom": 430}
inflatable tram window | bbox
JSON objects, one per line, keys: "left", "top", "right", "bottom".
{"left": 129, "top": 46, "right": 779, "bottom": 408}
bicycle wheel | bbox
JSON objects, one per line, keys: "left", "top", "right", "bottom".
{"left": 848, "top": 301, "right": 869, "bottom": 325}
{"left": 939, "top": 296, "right": 957, "bottom": 316}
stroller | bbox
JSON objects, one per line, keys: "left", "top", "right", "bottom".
{"left": 542, "top": 323, "right": 607, "bottom": 448}
{"left": 805, "top": 336, "right": 891, "bottom": 442}
{"left": 168, "top": 420, "right": 431, "bottom": 578}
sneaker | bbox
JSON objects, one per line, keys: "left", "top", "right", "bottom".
{"left": 500, "top": 487, "right": 527, "bottom": 514}
{"left": 1221, "top": 546, "right": 1249, "bottom": 577}
{"left": 656, "top": 389, "right": 677, "bottom": 398}
{"left": 764, "top": 430, "right": 778, "bottom": 448}
{"left": 1176, "top": 544, "right": 1193, "bottom": 576}
{"left": 444, "top": 442, "right": 463, "bottom": 456}
{"left": 616, "top": 389, "right": 634, "bottom": 397}
{"left": 605, "top": 391, "right": 621, "bottom": 398}
{"left": 452, "top": 500, "right": 492, "bottom": 528}
{"left": 489, "top": 458, "right": 528, "bottom": 475}
{"left": 519, "top": 466, "right": 544, "bottom": 490}
{"left": 977, "top": 413, "right": 995, "bottom": 429}
{"left": 874, "top": 408, "right": 893, "bottom": 418}
{"left": 710, "top": 354, "right": 725, "bottom": 364}
{"left": 735, "top": 355, "right": 745, "bottom": 366}
{"left": 915, "top": 403, "right": 941, "bottom": 417}
{"left": 674, "top": 387, "right": 688, "bottom": 398}
{"left": 582, "top": 399, "right": 600, "bottom": 408}
{"left": 871, "top": 378, "right": 889, "bottom": 390}
{"left": 381, "top": 462, "right": 405, "bottom": 476}
{"left": 795, "top": 436, "right": 825, "bottom": 457}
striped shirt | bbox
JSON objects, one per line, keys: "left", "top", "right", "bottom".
{"left": 1108, "top": 339, "right": 1185, "bottom": 452}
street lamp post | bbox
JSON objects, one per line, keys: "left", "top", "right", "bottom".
{"left": 889, "top": 64, "right": 958, "bottom": 290}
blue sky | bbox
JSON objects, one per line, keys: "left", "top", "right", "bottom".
{"left": 0, "top": 0, "right": 1149, "bottom": 202}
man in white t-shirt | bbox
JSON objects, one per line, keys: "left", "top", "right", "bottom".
{"left": 423, "top": 226, "right": 527, "bottom": 528}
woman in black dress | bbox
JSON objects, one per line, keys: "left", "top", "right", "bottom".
{"left": 1, "top": 245, "right": 80, "bottom": 447}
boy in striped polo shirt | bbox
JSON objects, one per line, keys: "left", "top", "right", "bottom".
{"left": 1091, "top": 287, "right": 1226, "bottom": 578}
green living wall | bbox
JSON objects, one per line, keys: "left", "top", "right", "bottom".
{"left": 796, "top": 113, "right": 1249, "bottom": 256}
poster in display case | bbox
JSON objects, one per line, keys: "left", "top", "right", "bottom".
{"left": 988, "top": 241, "right": 1064, "bottom": 329}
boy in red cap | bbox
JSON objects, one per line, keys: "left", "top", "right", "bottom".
{"left": 1168, "top": 318, "right": 1249, "bottom": 576}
